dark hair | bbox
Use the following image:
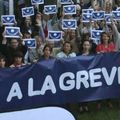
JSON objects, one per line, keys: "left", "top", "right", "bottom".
{"left": 0, "top": 54, "right": 6, "bottom": 61}
{"left": 100, "top": 32, "right": 110, "bottom": 44}
{"left": 43, "top": 44, "right": 53, "bottom": 53}
{"left": 13, "top": 51, "right": 23, "bottom": 58}
{"left": 62, "top": 41, "right": 73, "bottom": 52}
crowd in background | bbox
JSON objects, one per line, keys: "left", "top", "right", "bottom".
{"left": 0, "top": 0, "right": 120, "bottom": 69}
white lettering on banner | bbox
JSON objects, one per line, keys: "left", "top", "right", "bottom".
{"left": 7, "top": 82, "right": 23, "bottom": 102}
{"left": 118, "top": 67, "right": 120, "bottom": 84}
{"left": 59, "top": 72, "right": 75, "bottom": 91}
{"left": 89, "top": 68, "right": 102, "bottom": 87}
{"left": 28, "top": 75, "right": 56, "bottom": 96}
{"left": 102, "top": 67, "right": 117, "bottom": 85}
{"left": 6, "top": 66, "right": 120, "bottom": 102}
{"left": 76, "top": 71, "right": 89, "bottom": 89}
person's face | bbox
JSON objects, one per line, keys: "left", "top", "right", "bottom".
{"left": 102, "top": 34, "right": 109, "bottom": 43}
{"left": 36, "top": 37, "right": 42, "bottom": 47}
{"left": 44, "top": 47, "right": 51, "bottom": 57}
{"left": 63, "top": 43, "right": 71, "bottom": 54}
{"left": 70, "top": 30, "right": 76, "bottom": 39}
{"left": 14, "top": 57, "right": 22, "bottom": 65}
{"left": 83, "top": 41, "right": 91, "bottom": 51}
{"left": 0, "top": 59, "right": 5, "bottom": 68}
{"left": 23, "top": 33, "right": 31, "bottom": 39}
{"left": 10, "top": 39, "right": 19, "bottom": 49}
{"left": 25, "top": 17, "right": 32, "bottom": 26}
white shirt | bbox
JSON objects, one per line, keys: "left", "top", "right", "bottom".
{"left": 56, "top": 51, "right": 76, "bottom": 58}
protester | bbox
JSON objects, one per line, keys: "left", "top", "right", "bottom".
{"left": 56, "top": 41, "right": 76, "bottom": 58}
{"left": 96, "top": 32, "right": 115, "bottom": 53}
{"left": 0, "top": 54, "right": 6, "bottom": 68}
{"left": 10, "top": 51, "right": 25, "bottom": 68}
{"left": 39, "top": 44, "right": 53, "bottom": 61}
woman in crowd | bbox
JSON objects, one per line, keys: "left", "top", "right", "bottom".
{"left": 0, "top": 54, "right": 6, "bottom": 68}
{"left": 78, "top": 40, "right": 92, "bottom": 56}
{"left": 10, "top": 51, "right": 25, "bottom": 68}
{"left": 39, "top": 44, "right": 53, "bottom": 61}
{"left": 56, "top": 41, "right": 76, "bottom": 58}
{"left": 96, "top": 32, "right": 115, "bottom": 53}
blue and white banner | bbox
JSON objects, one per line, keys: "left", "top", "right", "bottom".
{"left": 44, "top": 5, "right": 57, "bottom": 15}
{"left": 23, "top": 39, "right": 36, "bottom": 48}
{"left": 1, "top": 52, "right": 120, "bottom": 112}
{"left": 5, "top": 27, "right": 20, "bottom": 38}
{"left": 60, "top": 0, "right": 72, "bottom": 4}
{"left": 31, "top": 0, "right": 44, "bottom": 5}
{"left": 1, "top": 15, "right": 15, "bottom": 25}
{"left": 82, "top": 13, "right": 91, "bottom": 22}
{"left": 22, "top": 7, "right": 34, "bottom": 17}
{"left": 48, "top": 31, "right": 62, "bottom": 41}
{"left": 62, "top": 19, "right": 77, "bottom": 29}
{"left": 63, "top": 5, "right": 76, "bottom": 15}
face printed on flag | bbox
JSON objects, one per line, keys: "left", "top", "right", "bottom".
{"left": 48, "top": 31, "right": 62, "bottom": 41}
{"left": 60, "top": 0, "right": 72, "bottom": 4}
{"left": 92, "top": 11, "right": 105, "bottom": 21}
{"left": 31, "top": 0, "right": 44, "bottom": 5}
{"left": 82, "top": 13, "right": 91, "bottom": 22}
{"left": 1, "top": 15, "right": 15, "bottom": 25}
{"left": 63, "top": 5, "right": 76, "bottom": 15}
{"left": 44, "top": 5, "right": 57, "bottom": 14}
{"left": 22, "top": 7, "right": 34, "bottom": 17}
{"left": 62, "top": 19, "right": 77, "bottom": 30}
{"left": 5, "top": 27, "right": 20, "bottom": 38}
{"left": 105, "top": 14, "right": 112, "bottom": 24}
{"left": 91, "top": 30, "right": 103, "bottom": 40}
{"left": 82, "top": 9, "right": 94, "bottom": 14}
{"left": 112, "top": 11, "right": 120, "bottom": 20}
{"left": 24, "top": 39, "right": 36, "bottom": 48}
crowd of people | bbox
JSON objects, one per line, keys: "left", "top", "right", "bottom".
{"left": 0, "top": 0, "right": 119, "bottom": 68}
{"left": 0, "top": 0, "right": 120, "bottom": 112}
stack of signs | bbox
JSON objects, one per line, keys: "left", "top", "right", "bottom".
{"left": 31, "top": 0, "right": 44, "bottom": 5}
{"left": 22, "top": 6, "right": 34, "bottom": 17}
{"left": 24, "top": 39, "right": 36, "bottom": 48}
{"left": 1, "top": 15, "right": 15, "bottom": 25}
{"left": 60, "top": 0, "right": 72, "bottom": 4}
{"left": 48, "top": 31, "right": 62, "bottom": 41}
{"left": 5, "top": 27, "right": 20, "bottom": 38}
{"left": 91, "top": 30, "right": 103, "bottom": 44}
{"left": 62, "top": 19, "right": 77, "bottom": 29}
{"left": 82, "top": 9, "right": 93, "bottom": 22}
{"left": 44, "top": 5, "right": 57, "bottom": 15}
{"left": 92, "top": 11, "right": 105, "bottom": 21}
{"left": 63, "top": 5, "right": 76, "bottom": 15}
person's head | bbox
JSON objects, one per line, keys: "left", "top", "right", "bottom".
{"left": 13, "top": 51, "right": 23, "bottom": 65}
{"left": 43, "top": 44, "right": 53, "bottom": 58}
{"left": 0, "top": 54, "right": 6, "bottom": 68}
{"left": 10, "top": 38, "right": 19, "bottom": 49}
{"left": 35, "top": 36, "right": 42, "bottom": 47}
{"left": 105, "top": 1, "right": 112, "bottom": 13}
{"left": 62, "top": 41, "right": 72, "bottom": 54}
{"left": 115, "top": 0, "right": 120, "bottom": 6}
{"left": 25, "top": 16, "right": 32, "bottom": 26}
{"left": 82, "top": 33, "right": 90, "bottom": 42}
{"left": 23, "top": 31, "right": 31, "bottom": 39}
{"left": 82, "top": 40, "right": 91, "bottom": 53}
{"left": 100, "top": 32, "right": 110, "bottom": 44}
{"left": 70, "top": 30, "right": 76, "bottom": 40}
